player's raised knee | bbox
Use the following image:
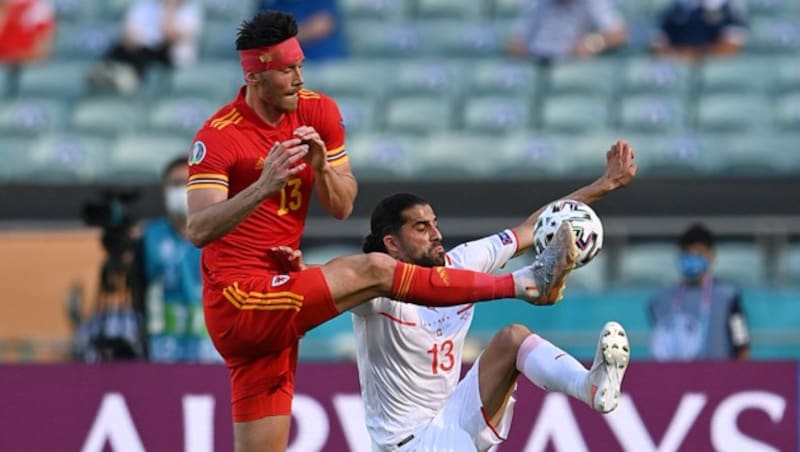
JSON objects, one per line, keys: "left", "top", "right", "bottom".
{"left": 497, "top": 324, "right": 533, "bottom": 350}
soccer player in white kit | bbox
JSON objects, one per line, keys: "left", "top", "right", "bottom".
{"left": 352, "top": 141, "right": 637, "bottom": 451}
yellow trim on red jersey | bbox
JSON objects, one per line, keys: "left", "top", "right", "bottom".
{"left": 325, "top": 145, "right": 345, "bottom": 156}
{"left": 298, "top": 88, "right": 320, "bottom": 99}
{"left": 223, "top": 285, "right": 303, "bottom": 311}
{"left": 186, "top": 183, "right": 229, "bottom": 192}
{"left": 231, "top": 282, "right": 304, "bottom": 301}
{"left": 210, "top": 108, "right": 243, "bottom": 130}
{"left": 189, "top": 173, "right": 229, "bottom": 182}
{"left": 329, "top": 155, "right": 350, "bottom": 167}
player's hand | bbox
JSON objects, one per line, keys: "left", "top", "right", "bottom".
{"left": 257, "top": 138, "right": 308, "bottom": 198}
{"left": 294, "top": 126, "right": 327, "bottom": 173}
{"left": 268, "top": 246, "right": 307, "bottom": 272}
{"left": 603, "top": 140, "right": 637, "bottom": 190}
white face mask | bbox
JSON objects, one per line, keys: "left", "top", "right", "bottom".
{"left": 164, "top": 186, "right": 188, "bottom": 217}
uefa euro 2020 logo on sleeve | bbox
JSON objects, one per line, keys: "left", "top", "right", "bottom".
{"left": 189, "top": 141, "right": 206, "bottom": 166}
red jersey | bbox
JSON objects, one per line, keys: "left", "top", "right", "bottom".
{"left": 187, "top": 87, "right": 347, "bottom": 284}
{"left": 0, "top": 0, "right": 55, "bottom": 62}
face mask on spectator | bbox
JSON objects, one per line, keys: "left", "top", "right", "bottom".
{"left": 678, "top": 253, "right": 708, "bottom": 281}
{"left": 164, "top": 186, "right": 188, "bottom": 217}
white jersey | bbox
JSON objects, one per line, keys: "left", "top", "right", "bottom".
{"left": 352, "top": 230, "right": 519, "bottom": 450}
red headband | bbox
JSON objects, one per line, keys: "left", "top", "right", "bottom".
{"left": 239, "top": 37, "right": 304, "bottom": 73}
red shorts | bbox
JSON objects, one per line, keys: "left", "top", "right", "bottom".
{"left": 203, "top": 267, "right": 339, "bottom": 421}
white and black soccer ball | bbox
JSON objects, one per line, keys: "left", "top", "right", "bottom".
{"left": 533, "top": 200, "right": 603, "bottom": 268}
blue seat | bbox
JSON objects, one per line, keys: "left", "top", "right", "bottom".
{"left": 699, "top": 57, "right": 770, "bottom": 94}
{"left": 749, "top": 17, "right": 800, "bottom": 54}
{"left": 0, "top": 98, "right": 68, "bottom": 137}
{"left": 466, "top": 59, "right": 539, "bottom": 96}
{"left": 25, "top": 133, "right": 111, "bottom": 182}
{"left": 52, "top": 0, "right": 97, "bottom": 21}
{"left": 414, "top": 0, "right": 484, "bottom": 18}
{"left": 346, "top": 133, "right": 421, "bottom": 179}
{"left": 714, "top": 242, "right": 765, "bottom": 287}
{"left": 492, "top": 0, "right": 523, "bottom": 19}
{"left": 200, "top": 19, "right": 239, "bottom": 60}
{"left": 781, "top": 244, "right": 800, "bottom": 285}
{"left": 340, "top": 0, "right": 409, "bottom": 20}
{"left": 17, "top": 61, "right": 91, "bottom": 98}
{"left": 419, "top": 20, "right": 501, "bottom": 57}
{"left": 619, "top": 243, "right": 679, "bottom": 287}
{"left": 108, "top": 133, "right": 192, "bottom": 181}
{"left": 700, "top": 132, "right": 796, "bottom": 175}
{"left": 547, "top": 59, "right": 616, "bottom": 97}
{"left": 169, "top": 60, "right": 240, "bottom": 99}
{"left": 383, "top": 96, "right": 455, "bottom": 134}
{"left": 54, "top": 22, "right": 116, "bottom": 61}
{"left": 310, "top": 59, "right": 389, "bottom": 97}
{"left": 415, "top": 132, "right": 500, "bottom": 178}
{"left": 775, "top": 93, "right": 800, "bottom": 130}
{"left": 621, "top": 57, "right": 692, "bottom": 96}
{"left": 462, "top": 95, "right": 532, "bottom": 133}
{"left": 148, "top": 97, "right": 218, "bottom": 138}
{"left": 696, "top": 93, "right": 771, "bottom": 132}
{"left": 499, "top": 132, "right": 567, "bottom": 178}
{"left": 619, "top": 95, "right": 687, "bottom": 133}
{"left": 624, "top": 132, "right": 712, "bottom": 176}
{"left": 0, "top": 137, "right": 36, "bottom": 181}
{"left": 541, "top": 95, "right": 609, "bottom": 133}
{"left": 773, "top": 57, "right": 800, "bottom": 94}
{"left": 336, "top": 96, "right": 378, "bottom": 134}
{"left": 347, "top": 21, "right": 423, "bottom": 58}
{"left": 71, "top": 97, "right": 145, "bottom": 137}
{"left": 387, "top": 60, "right": 464, "bottom": 96}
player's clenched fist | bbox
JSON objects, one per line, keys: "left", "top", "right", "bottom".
{"left": 257, "top": 138, "right": 308, "bottom": 196}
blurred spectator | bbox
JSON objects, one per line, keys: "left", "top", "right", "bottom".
{"left": 133, "top": 157, "right": 221, "bottom": 363}
{"left": 505, "top": 0, "right": 627, "bottom": 63}
{"left": 650, "top": 0, "right": 748, "bottom": 62}
{"left": 89, "top": 0, "right": 204, "bottom": 93}
{"left": 257, "top": 0, "right": 346, "bottom": 61}
{"left": 0, "top": 0, "right": 55, "bottom": 95}
{"left": 649, "top": 223, "right": 751, "bottom": 361}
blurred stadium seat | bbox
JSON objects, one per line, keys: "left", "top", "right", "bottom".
{"left": 169, "top": 60, "right": 240, "bottom": 99}
{"left": 337, "top": 96, "right": 379, "bottom": 135}
{"left": 699, "top": 56, "right": 769, "bottom": 94}
{"left": 71, "top": 96, "right": 144, "bottom": 137}
{"left": 714, "top": 242, "right": 765, "bottom": 287}
{"left": 384, "top": 96, "right": 455, "bottom": 134}
{"left": 621, "top": 57, "right": 691, "bottom": 97}
{"left": 498, "top": 132, "right": 566, "bottom": 177}
{"left": 414, "top": 0, "right": 484, "bottom": 18}
{"left": 53, "top": 22, "right": 116, "bottom": 61}
{"left": 546, "top": 59, "right": 616, "bottom": 97}
{"left": 347, "top": 21, "right": 423, "bottom": 57}
{"left": 200, "top": 19, "right": 239, "bottom": 60}
{"left": 341, "top": 0, "right": 409, "bottom": 20}
{"left": 625, "top": 132, "right": 711, "bottom": 176}
{"left": 108, "top": 133, "right": 191, "bottom": 181}
{"left": 387, "top": 60, "right": 464, "bottom": 96}
{"left": 748, "top": 17, "right": 800, "bottom": 54}
{"left": 311, "top": 59, "right": 389, "bottom": 97}
{"left": 419, "top": 20, "right": 501, "bottom": 57}
{"left": 466, "top": 59, "right": 539, "bottom": 96}
{"left": 775, "top": 93, "right": 800, "bottom": 130}
{"left": 541, "top": 95, "right": 609, "bottom": 133}
{"left": 462, "top": 95, "right": 532, "bottom": 133}
{"left": 619, "top": 243, "right": 679, "bottom": 287}
{"left": 147, "top": 97, "right": 218, "bottom": 138}
{"left": 415, "top": 132, "right": 502, "bottom": 178}
{"left": 346, "top": 133, "right": 420, "bottom": 179}
{"left": 16, "top": 61, "right": 91, "bottom": 98}
{"left": 618, "top": 94, "right": 687, "bottom": 133}
{"left": 492, "top": 0, "right": 522, "bottom": 18}
{"left": 783, "top": 243, "right": 800, "bottom": 285}
{"left": 0, "top": 98, "right": 68, "bottom": 137}
{"left": 695, "top": 93, "right": 771, "bottom": 132}
{"left": 25, "top": 133, "right": 111, "bottom": 182}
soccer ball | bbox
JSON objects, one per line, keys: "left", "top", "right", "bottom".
{"left": 533, "top": 200, "right": 603, "bottom": 268}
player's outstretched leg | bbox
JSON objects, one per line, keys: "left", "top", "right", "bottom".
{"left": 512, "top": 222, "right": 578, "bottom": 305}
{"left": 585, "top": 321, "right": 630, "bottom": 413}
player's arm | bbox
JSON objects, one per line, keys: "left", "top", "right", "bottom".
{"left": 511, "top": 140, "right": 637, "bottom": 254}
{"left": 295, "top": 97, "right": 357, "bottom": 220}
{"left": 186, "top": 139, "right": 309, "bottom": 247}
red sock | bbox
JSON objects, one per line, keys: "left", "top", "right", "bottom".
{"left": 391, "top": 262, "right": 515, "bottom": 306}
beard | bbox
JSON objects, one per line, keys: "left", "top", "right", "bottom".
{"left": 408, "top": 245, "right": 446, "bottom": 267}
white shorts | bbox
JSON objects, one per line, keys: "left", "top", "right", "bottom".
{"left": 398, "top": 355, "right": 517, "bottom": 452}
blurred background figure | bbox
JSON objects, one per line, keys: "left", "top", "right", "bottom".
{"left": 133, "top": 156, "right": 221, "bottom": 363}
{"left": 257, "top": 0, "right": 346, "bottom": 62}
{"left": 0, "top": 0, "right": 55, "bottom": 94}
{"left": 89, "top": 0, "right": 204, "bottom": 94}
{"left": 505, "top": 0, "right": 627, "bottom": 63}
{"left": 649, "top": 223, "right": 751, "bottom": 361}
{"left": 650, "top": 0, "right": 748, "bottom": 62}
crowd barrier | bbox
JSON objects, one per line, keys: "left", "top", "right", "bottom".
{"left": 0, "top": 362, "right": 796, "bottom": 451}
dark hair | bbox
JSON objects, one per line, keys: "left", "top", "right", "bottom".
{"left": 362, "top": 193, "right": 430, "bottom": 253}
{"left": 162, "top": 156, "right": 188, "bottom": 181}
{"left": 678, "top": 223, "right": 714, "bottom": 249}
{"left": 236, "top": 11, "right": 298, "bottom": 51}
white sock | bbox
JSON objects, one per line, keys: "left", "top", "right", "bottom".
{"left": 516, "top": 333, "right": 589, "bottom": 405}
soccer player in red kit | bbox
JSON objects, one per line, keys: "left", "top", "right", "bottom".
{"left": 186, "top": 11, "right": 579, "bottom": 452}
